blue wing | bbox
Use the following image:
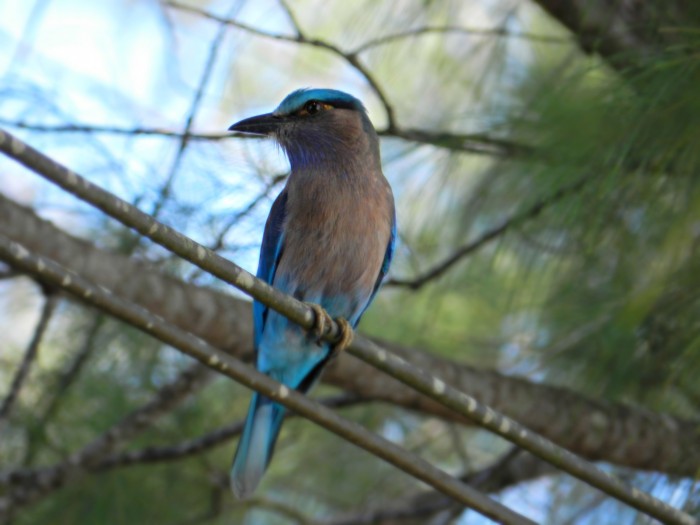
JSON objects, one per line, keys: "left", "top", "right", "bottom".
{"left": 355, "top": 209, "right": 396, "bottom": 325}
{"left": 253, "top": 189, "right": 288, "bottom": 348}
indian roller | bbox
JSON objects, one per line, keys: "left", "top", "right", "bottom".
{"left": 228, "top": 88, "right": 396, "bottom": 497}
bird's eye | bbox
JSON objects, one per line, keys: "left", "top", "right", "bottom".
{"left": 300, "top": 101, "right": 332, "bottom": 116}
{"left": 305, "top": 101, "right": 321, "bottom": 114}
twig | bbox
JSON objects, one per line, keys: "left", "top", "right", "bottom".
{"left": 0, "top": 117, "right": 525, "bottom": 157}
{"left": 380, "top": 127, "right": 532, "bottom": 157}
{"left": 0, "top": 235, "right": 535, "bottom": 525}
{"left": 324, "top": 450, "right": 554, "bottom": 525}
{"left": 0, "top": 363, "right": 212, "bottom": 519}
{"left": 0, "top": 129, "right": 695, "bottom": 525}
{"left": 387, "top": 176, "right": 588, "bottom": 289}
{"left": 150, "top": 0, "right": 244, "bottom": 220}
{"left": 94, "top": 394, "right": 363, "bottom": 471}
{"left": 166, "top": 1, "right": 397, "bottom": 129}
{"left": 353, "top": 25, "right": 573, "bottom": 54}
{"left": 0, "top": 294, "right": 58, "bottom": 424}
{"left": 3, "top": 191, "right": 696, "bottom": 479}
{"left": 0, "top": 119, "right": 235, "bottom": 140}
{"left": 186, "top": 173, "right": 287, "bottom": 281}
{"left": 22, "top": 314, "right": 105, "bottom": 465}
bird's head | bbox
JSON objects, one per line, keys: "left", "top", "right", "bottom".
{"left": 229, "top": 88, "right": 378, "bottom": 169}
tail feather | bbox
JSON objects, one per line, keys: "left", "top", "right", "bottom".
{"left": 230, "top": 393, "right": 286, "bottom": 498}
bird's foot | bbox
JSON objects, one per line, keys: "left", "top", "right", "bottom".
{"left": 307, "top": 303, "right": 333, "bottom": 342}
{"left": 332, "top": 317, "right": 354, "bottom": 354}
{"left": 305, "top": 303, "right": 354, "bottom": 352}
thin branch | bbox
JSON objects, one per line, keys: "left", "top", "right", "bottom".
{"left": 0, "top": 363, "right": 212, "bottom": 519}
{"left": 22, "top": 314, "right": 105, "bottom": 465}
{"left": 166, "top": 1, "right": 398, "bottom": 130}
{"left": 276, "top": 0, "right": 303, "bottom": 39}
{"left": 186, "top": 173, "right": 287, "bottom": 281}
{"left": 387, "top": 176, "right": 588, "bottom": 289}
{"left": 0, "top": 130, "right": 694, "bottom": 525}
{"left": 324, "top": 450, "right": 555, "bottom": 525}
{"left": 4, "top": 191, "right": 695, "bottom": 480}
{"left": 0, "top": 236, "right": 534, "bottom": 525}
{"left": 4, "top": 395, "right": 359, "bottom": 523}
{"left": 0, "top": 119, "right": 235, "bottom": 140}
{"left": 0, "top": 117, "right": 525, "bottom": 157}
{"left": 94, "top": 394, "right": 363, "bottom": 471}
{"left": 150, "top": 0, "right": 243, "bottom": 220}
{"left": 353, "top": 25, "right": 573, "bottom": 54}
{"left": 380, "top": 127, "right": 533, "bottom": 157}
{"left": 239, "top": 496, "right": 317, "bottom": 525}
{"left": 0, "top": 293, "right": 58, "bottom": 424}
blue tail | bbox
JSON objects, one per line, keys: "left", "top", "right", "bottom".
{"left": 230, "top": 393, "right": 286, "bottom": 498}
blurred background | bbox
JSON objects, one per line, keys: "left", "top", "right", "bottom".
{"left": 1, "top": 0, "right": 700, "bottom": 523}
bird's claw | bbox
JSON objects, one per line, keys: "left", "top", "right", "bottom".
{"left": 332, "top": 317, "right": 354, "bottom": 354}
{"left": 305, "top": 303, "right": 354, "bottom": 352}
{"left": 307, "top": 303, "right": 333, "bottom": 342}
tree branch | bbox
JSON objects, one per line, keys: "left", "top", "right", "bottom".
{"left": 22, "top": 314, "right": 105, "bottom": 465}
{"left": 0, "top": 117, "right": 526, "bottom": 157}
{"left": 150, "top": 0, "right": 243, "bottom": 220}
{"left": 0, "top": 293, "right": 58, "bottom": 425}
{"left": 387, "top": 175, "right": 587, "bottom": 288}
{"left": 93, "top": 394, "right": 363, "bottom": 472}
{"left": 1, "top": 190, "right": 698, "bottom": 480}
{"left": 353, "top": 25, "right": 572, "bottom": 54}
{"left": 0, "top": 235, "right": 534, "bottom": 525}
{"left": 0, "top": 130, "right": 695, "bottom": 525}
{"left": 166, "top": 1, "right": 395, "bottom": 129}
{"left": 324, "top": 449, "right": 555, "bottom": 525}
{"left": 531, "top": 0, "right": 695, "bottom": 73}
{"left": 0, "top": 363, "right": 212, "bottom": 520}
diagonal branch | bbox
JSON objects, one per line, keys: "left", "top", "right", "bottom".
{"left": 0, "top": 293, "right": 58, "bottom": 425}
{"left": 388, "top": 175, "right": 588, "bottom": 288}
{"left": 150, "top": 0, "right": 244, "bottom": 220}
{"left": 0, "top": 362, "right": 212, "bottom": 520}
{"left": 353, "top": 25, "right": 572, "bottom": 54}
{"left": 0, "top": 117, "right": 526, "bottom": 157}
{"left": 0, "top": 119, "right": 236, "bottom": 140}
{"left": 0, "top": 236, "right": 535, "bottom": 525}
{"left": 324, "top": 449, "right": 555, "bottom": 525}
{"left": 22, "top": 313, "right": 105, "bottom": 465}
{"left": 531, "top": 0, "right": 687, "bottom": 73}
{"left": 94, "top": 394, "right": 363, "bottom": 472}
{"left": 0, "top": 130, "right": 695, "bottom": 525}
{"left": 1, "top": 190, "right": 698, "bottom": 480}
{"left": 167, "top": 1, "right": 398, "bottom": 128}
{"left": 379, "top": 127, "right": 532, "bottom": 157}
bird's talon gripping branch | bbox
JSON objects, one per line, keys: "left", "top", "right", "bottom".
{"left": 307, "top": 302, "right": 333, "bottom": 341}
{"left": 332, "top": 317, "right": 354, "bottom": 353}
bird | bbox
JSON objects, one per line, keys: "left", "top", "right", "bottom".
{"left": 227, "top": 88, "right": 396, "bottom": 498}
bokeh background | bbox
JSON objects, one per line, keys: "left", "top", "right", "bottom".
{"left": 1, "top": 0, "right": 700, "bottom": 523}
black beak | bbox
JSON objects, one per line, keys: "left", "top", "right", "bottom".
{"left": 228, "top": 113, "right": 281, "bottom": 136}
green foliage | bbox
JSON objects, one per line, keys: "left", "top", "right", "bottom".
{"left": 3, "top": 0, "right": 700, "bottom": 523}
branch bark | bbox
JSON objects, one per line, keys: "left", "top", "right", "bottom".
{"left": 1, "top": 193, "right": 698, "bottom": 480}
{"left": 325, "top": 450, "right": 555, "bottom": 525}
{"left": 532, "top": 0, "right": 698, "bottom": 72}
{"left": 0, "top": 234, "right": 535, "bottom": 525}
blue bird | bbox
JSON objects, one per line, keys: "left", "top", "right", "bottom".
{"left": 228, "top": 88, "right": 396, "bottom": 497}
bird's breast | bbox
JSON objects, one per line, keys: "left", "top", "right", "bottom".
{"left": 275, "top": 172, "right": 393, "bottom": 318}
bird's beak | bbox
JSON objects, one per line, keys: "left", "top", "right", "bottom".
{"left": 228, "top": 113, "right": 281, "bottom": 136}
